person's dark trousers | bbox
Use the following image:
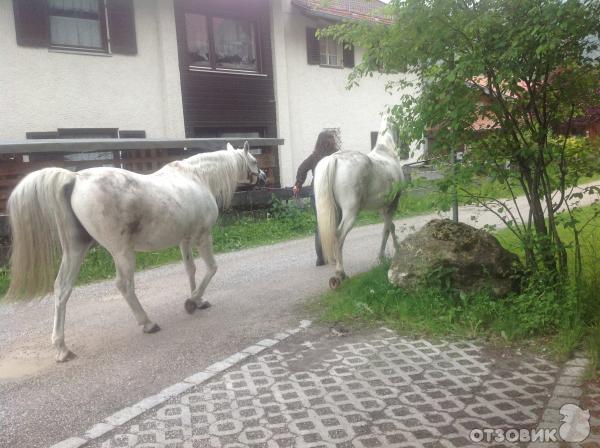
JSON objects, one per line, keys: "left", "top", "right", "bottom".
{"left": 311, "top": 193, "right": 325, "bottom": 266}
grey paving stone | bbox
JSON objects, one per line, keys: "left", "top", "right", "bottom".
{"left": 556, "top": 375, "right": 584, "bottom": 387}
{"left": 562, "top": 366, "right": 586, "bottom": 377}
{"left": 87, "top": 328, "right": 563, "bottom": 448}
{"left": 553, "top": 385, "right": 582, "bottom": 398}
{"left": 564, "top": 358, "right": 588, "bottom": 367}
{"left": 84, "top": 422, "right": 115, "bottom": 440}
{"left": 104, "top": 406, "right": 146, "bottom": 427}
{"left": 546, "top": 396, "right": 578, "bottom": 410}
{"left": 49, "top": 437, "right": 88, "bottom": 448}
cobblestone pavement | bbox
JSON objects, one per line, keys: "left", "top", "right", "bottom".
{"left": 80, "top": 325, "right": 593, "bottom": 448}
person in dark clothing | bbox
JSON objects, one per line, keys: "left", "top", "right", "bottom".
{"left": 292, "top": 129, "right": 341, "bottom": 266}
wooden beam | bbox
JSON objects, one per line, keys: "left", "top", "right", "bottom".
{"left": 0, "top": 138, "right": 284, "bottom": 154}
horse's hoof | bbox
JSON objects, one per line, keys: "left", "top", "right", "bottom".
{"left": 340, "top": 272, "right": 348, "bottom": 280}
{"left": 185, "top": 299, "right": 198, "bottom": 314}
{"left": 198, "top": 301, "right": 212, "bottom": 310}
{"left": 316, "top": 259, "right": 326, "bottom": 267}
{"left": 144, "top": 322, "right": 161, "bottom": 334}
{"left": 329, "top": 276, "right": 341, "bottom": 290}
{"left": 56, "top": 350, "right": 76, "bottom": 363}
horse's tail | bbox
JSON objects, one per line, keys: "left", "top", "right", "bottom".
{"left": 314, "top": 156, "right": 338, "bottom": 264}
{"left": 6, "top": 168, "right": 77, "bottom": 300}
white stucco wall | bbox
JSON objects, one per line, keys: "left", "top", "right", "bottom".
{"left": 271, "top": 0, "right": 412, "bottom": 186}
{"left": 0, "top": 0, "right": 184, "bottom": 140}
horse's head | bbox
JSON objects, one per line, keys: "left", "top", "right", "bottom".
{"left": 375, "top": 113, "right": 427, "bottom": 165}
{"left": 227, "top": 141, "right": 267, "bottom": 187}
{"left": 374, "top": 113, "right": 398, "bottom": 154}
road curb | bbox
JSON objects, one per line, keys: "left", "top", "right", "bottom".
{"left": 526, "top": 352, "right": 589, "bottom": 448}
{"left": 49, "top": 319, "right": 312, "bottom": 448}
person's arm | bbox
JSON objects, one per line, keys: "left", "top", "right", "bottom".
{"left": 294, "top": 154, "right": 315, "bottom": 191}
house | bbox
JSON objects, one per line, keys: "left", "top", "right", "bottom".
{"left": 0, "top": 0, "right": 405, "bottom": 190}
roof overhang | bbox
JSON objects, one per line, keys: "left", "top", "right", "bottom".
{"left": 291, "top": 0, "right": 393, "bottom": 25}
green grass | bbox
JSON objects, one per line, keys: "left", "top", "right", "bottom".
{"left": 315, "top": 205, "right": 600, "bottom": 373}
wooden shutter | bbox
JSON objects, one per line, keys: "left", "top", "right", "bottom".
{"left": 343, "top": 43, "right": 355, "bottom": 68}
{"left": 306, "top": 27, "right": 320, "bottom": 65}
{"left": 107, "top": 0, "right": 137, "bottom": 55}
{"left": 12, "top": 0, "right": 49, "bottom": 47}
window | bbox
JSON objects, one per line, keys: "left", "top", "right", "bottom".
{"left": 319, "top": 37, "right": 341, "bottom": 67}
{"left": 12, "top": 0, "right": 137, "bottom": 55}
{"left": 185, "top": 13, "right": 259, "bottom": 73}
{"left": 48, "top": 0, "right": 105, "bottom": 50}
{"left": 370, "top": 132, "right": 379, "bottom": 149}
{"left": 185, "top": 13, "right": 210, "bottom": 67}
{"left": 306, "top": 27, "right": 354, "bottom": 68}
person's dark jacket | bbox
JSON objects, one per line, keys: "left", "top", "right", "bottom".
{"left": 294, "top": 130, "right": 339, "bottom": 189}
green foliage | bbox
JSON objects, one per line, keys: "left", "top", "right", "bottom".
{"left": 269, "top": 196, "right": 316, "bottom": 231}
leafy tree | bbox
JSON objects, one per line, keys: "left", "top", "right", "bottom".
{"left": 322, "top": 0, "right": 600, "bottom": 287}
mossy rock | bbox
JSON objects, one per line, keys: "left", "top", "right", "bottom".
{"left": 388, "top": 219, "right": 523, "bottom": 297}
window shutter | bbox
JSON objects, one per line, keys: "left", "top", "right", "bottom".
{"left": 306, "top": 27, "right": 320, "bottom": 65}
{"left": 12, "top": 0, "right": 49, "bottom": 47}
{"left": 343, "top": 43, "right": 355, "bottom": 68}
{"left": 107, "top": 0, "right": 137, "bottom": 55}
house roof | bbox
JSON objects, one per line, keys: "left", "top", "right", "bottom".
{"left": 291, "top": 0, "right": 392, "bottom": 24}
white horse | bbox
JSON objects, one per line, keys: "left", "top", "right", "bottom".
{"left": 6, "top": 142, "right": 265, "bottom": 362}
{"left": 314, "top": 115, "right": 423, "bottom": 288}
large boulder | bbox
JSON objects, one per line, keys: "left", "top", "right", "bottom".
{"left": 388, "top": 219, "right": 522, "bottom": 297}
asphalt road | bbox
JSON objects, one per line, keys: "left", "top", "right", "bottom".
{"left": 0, "top": 185, "right": 597, "bottom": 448}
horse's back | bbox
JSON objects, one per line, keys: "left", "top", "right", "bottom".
{"left": 325, "top": 151, "right": 402, "bottom": 211}
{"left": 70, "top": 167, "right": 216, "bottom": 252}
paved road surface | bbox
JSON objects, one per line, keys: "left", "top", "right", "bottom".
{"left": 0, "top": 185, "right": 597, "bottom": 448}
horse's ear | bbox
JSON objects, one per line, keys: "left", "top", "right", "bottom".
{"left": 227, "top": 143, "right": 235, "bottom": 151}
{"left": 243, "top": 141, "right": 250, "bottom": 154}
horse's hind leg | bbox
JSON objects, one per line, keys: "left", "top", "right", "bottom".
{"left": 185, "top": 233, "right": 217, "bottom": 314}
{"left": 334, "top": 208, "right": 358, "bottom": 281}
{"left": 180, "top": 240, "right": 196, "bottom": 292}
{"left": 113, "top": 250, "right": 160, "bottom": 334}
{"left": 52, "top": 238, "right": 91, "bottom": 362}
{"left": 388, "top": 194, "right": 402, "bottom": 252}
{"left": 379, "top": 194, "right": 401, "bottom": 261}
{"left": 378, "top": 214, "right": 391, "bottom": 262}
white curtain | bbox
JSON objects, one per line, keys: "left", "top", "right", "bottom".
{"left": 213, "top": 18, "right": 256, "bottom": 69}
{"left": 185, "top": 13, "right": 210, "bottom": 65}
{"left": 49, "top": 0, "right": 102, "bottom": 48}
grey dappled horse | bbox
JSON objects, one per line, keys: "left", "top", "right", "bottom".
{"left": 7, "top": 142, "right": 265, "bottom": 362}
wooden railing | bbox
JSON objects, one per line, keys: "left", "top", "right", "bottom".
{"left": 0, "top": 137, "right": 284, "bottom": 213}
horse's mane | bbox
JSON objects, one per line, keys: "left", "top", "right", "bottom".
{"left": 373, "top": 114, "right": 397, "bottom": 156}
{"left": 171, "top": 150, "right": 244, "bottom": 209}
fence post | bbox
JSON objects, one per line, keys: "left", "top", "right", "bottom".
{"left": 451, "top": 148, "right": 459, "bottom": 222}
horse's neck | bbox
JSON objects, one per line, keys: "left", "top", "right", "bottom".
{"left": 371, "top": 129, "right": 399, "bottom": 160}
{"left": 181, "top": 152, "right": 242, "bottom": 208}
{"left": 370, "top": 144, "right": 399, "bottom": 161}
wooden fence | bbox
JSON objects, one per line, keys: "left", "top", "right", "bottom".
{"left": 0, "top": 137, "right": 284, "bottom": 213}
